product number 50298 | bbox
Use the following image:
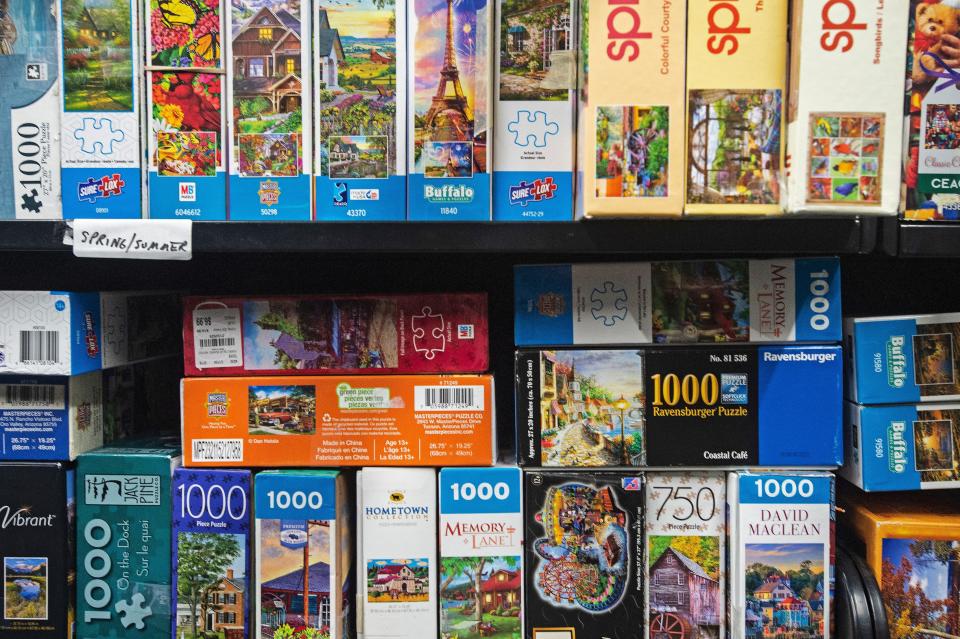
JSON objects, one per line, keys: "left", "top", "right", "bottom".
{"left": 650, "top": 373, "right": 719, "bottom": 406}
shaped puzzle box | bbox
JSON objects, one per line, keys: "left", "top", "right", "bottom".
{"left": 58, "top": 0, "right": 142, "bottom": 218}
{"left": 514, "top": 258, "right": 842, "bottom": 346}
{"left": 183, "top": 293, "right": 488, "bottom": 376}
{"left": 1, "top": 0, "right": 61, "bottom": 220}
{"left": 523, "top": 470, "right": 644, "bottom": 639}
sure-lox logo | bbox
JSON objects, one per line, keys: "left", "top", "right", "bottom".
{"left": 78, "top": 174, "right": 125, "bottom": 203}
{"left": 509, "top": 177, "right": 557, "bottom": 206}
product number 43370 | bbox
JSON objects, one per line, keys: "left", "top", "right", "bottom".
{"left": 650, "top": 373, "right": 719, "bottom": 406}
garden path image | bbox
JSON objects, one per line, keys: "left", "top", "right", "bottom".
{"left": 498, "top": 0, "right": 572, "bottom": 101}
{"left": 61, "top": 0, "right": 134, "bottom": 112}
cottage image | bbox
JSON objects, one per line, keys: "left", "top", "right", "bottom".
{"left": 499, "top": 0, "right": 573, "bottom": 101}
{"left": 367, "top": 558, "right": 430, "bottom": 603}
{"left": 60, "top": 0, "right": 134, "bottom": 111}
{"left": 648, "top": 543, "right": 721, "bottom": 639}
{"left": 175, "top": 568, "right": 246, "bottom": 639}
{"left": 175, "top": 531, "right": 246, "bottom": 639}
{"left": 440, "top": 557, "right": 521, "bottom": 639}
{"left": 744, "top": 544, "right": 825, "bottom": 639}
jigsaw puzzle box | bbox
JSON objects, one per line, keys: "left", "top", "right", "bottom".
{"left": 173, "top": 468, "right": 251, "bottom": 639}
{"left": 645, "top": 473, "right": 725, "bottom": 639}
{"left": 685, "top": 0, "right": 788, "bottom": 214}
{"left": 842, "top": 401, "right": 960, "bottom": 492}
{"left": 181, "top": 374, "right": 495, "bottom": 467}
{"left": 438, "top": 467, "right": 523, "bottom": 639}
{"left": 492, "top": 0, "right": 576, "bottom": 220}
{"left": 0, "top": 291, "right": 179, "bottom": 375}
{"left": 516, "top": 345, "right": 842, "bottom": 468}
{"left": 785, "top": 0, "right": 908, "bottom": 215}
{"left": 145, "top": 0, "right": 227, "bottom": 220}
{"left": 523, "top": 470, "right": 644, "bottom": 639}
{"left": 408, "top": 0, "right": 492, "bottom": 220}
{"left": 358, "top": 467, "right": 437, "bottom": 639}
{"left": 313, "top": 0, "right": 406, "bottom": 221}
{"left": 845, "top": 312, "right": 960, "bottom": 404}
{"left": 0, "top": 462, "right": 74, "bottom": 638}
{"left": 728, "top": 472, "right": 834, "bottom": 639}
{"left": 255, "top": 470, "right": 351, "bottom": 639}
{"left": 182, "top": 293, "right": 489, "bottom": 376}
{"left": 514, "top": 258, "right": 842, "bottom": 346}
{"left": 579, "top": 0, "right": 687, "bottom": 217}
{"left": 227, "top": 0, "right": 312, "bottom": 220}
{"left": 76, "top": 437, "right": 181, "bottom": 639}
{"left": 1, "top": 0, "right": 62, "bottom": 220}
{"left": 58, "top": 0, "right": 142, "bottom": 218}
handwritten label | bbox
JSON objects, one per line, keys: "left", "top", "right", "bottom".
{"left": 70, "top": 219, "right": 192, "bottom": 260}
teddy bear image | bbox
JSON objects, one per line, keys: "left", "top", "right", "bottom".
{"left": 913, "top": 0, "right": 960, "bottom": 85}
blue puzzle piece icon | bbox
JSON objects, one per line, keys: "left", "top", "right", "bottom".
{"left": 74, "top": 117, "right": 125, "bottom": 155}
{"left": 507, "top": 110, "right": 559, "bottom": 148}
{"left": 590, "top": 281, "right": 628, "bottom": 327}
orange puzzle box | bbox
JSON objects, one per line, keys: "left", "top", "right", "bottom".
{"left": 181, "top": 374, "right": 495, "bottom": 467}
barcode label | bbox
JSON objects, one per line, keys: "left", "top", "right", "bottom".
{"left": 192, "top": 438, "right": 244, "bottom": 463}
{"left": 19, "top": 330, "right": 59, "bottom": 364}
{"left": 0, "top": 384, "right": 65, "bottom": 410}
{"left": 198, "top": 336, "right": 236, "bottom": 348}
{"left": 192, "top": 306, "right": 243, "bottom": 369}
{"left": 414, "top": 385, "right": 485, "bottom": 411}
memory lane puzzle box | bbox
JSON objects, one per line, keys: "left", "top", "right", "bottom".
{"left": 523, "top": 470, "right": 644, "bottom": 639}
{"left": 313, "top": 0, "right": 405, "bottom": 220}
{"left": 1, "top": 0, "right": 61, "bottom": 220}
{"left": 181, "top": 374, "right": 495, "bottom": 467}
{"left": 493, "top": 0, "right": 576, "bottom": 220}
{"left": 685, "top": 0, "right": 788, "bottom": 214}
{"left": 514, "top": 258, "right": 842, "bottom": 346}
{"left": 182, "top": 293, "right": 489, "bottom": 376}
{"left": 145, "top": 0, "right": 227, "bottom": 219}
{"left": 173, "top": 468, "right": 251, "bottom": 639}
{"left": 516, "top": 346, "right": 843, "bottom": 467}
{"left": 58, "top": 0, "right": 142, "bottom": 218}
{"left": 846, "top": 312, "right": 960, "bottom": 404}
{"left": 408, "top": 0, "right": 493, "bottom": 220}
{"left": 0, "top": 462, "right": 74, "bottom": 639}
{"left": 786, "top": 0, "right": 908, "bottom": 214}
{"left": 580, "top": 0, "right": 687, "bottom": 217}
{"left": 76, "top": 437, "right": 181, "bottom": 639}
{"left": 227, "top": 0, "right": 312, "bottom": 220}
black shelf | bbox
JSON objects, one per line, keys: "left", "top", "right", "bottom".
{"left": 882, "top": 216, "right": 960, "bottom": 257}
{"left": 0, "top": 216, "right": 878, "bottom": 255}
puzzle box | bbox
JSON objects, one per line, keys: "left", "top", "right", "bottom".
{"left": 58, "top": 0, "right": 142, "bottom": 218}
{"left": 76, "top": 437, "right": 181, "bottom": 639}
{"left": 492, "top": 0, "right": 576, "bottom": 220}
{"left": 516, "top": 345, "right": 843, "bottom": 467}
{"left": 145, "top": 0, "right": 227, "bottom": 220}
{"left": 313, "top": 0, "right": 406, "bottom": 220}
{"left": 0, "top": 462, "right": 74, "bottom": 638}
{"left": 408, "top": 0, "right": 492, "bottom": 220}
{"left": 685, "top": 0, "right": 788, "bottom": 214}
{"left": 227, "top": 0, "right": 312, "bottom": 219}
{"left": 514, "top": 258, "right": 843, "bottom": 345}
{"left": 523, "top": 470, "right": 644, "bottom": 639}
{"left": 181, "top": 374, "right": 495, "bottom": 467}
{"left": 182, "top": 293, "right": 489, "bottom": 376}
{"left": 1, "top": 0, "right": 61, "bottom": 220}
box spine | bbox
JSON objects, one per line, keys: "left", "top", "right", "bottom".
{"left": 58, "top": 0, "right": 142, "bottom": 218}
{"left": 514, "top": 351, "right": 540, "bottom": 467}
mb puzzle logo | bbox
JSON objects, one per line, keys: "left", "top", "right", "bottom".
{"left": 411, "top": 306, "right": 446, "bottom": 360}
{"left": 590, "top": 281, "right": 628, "bottom": 327}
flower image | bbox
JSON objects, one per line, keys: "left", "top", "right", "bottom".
{"left": 151, "top": 72, "right": 222, "bottom": 173}
{"left": 159, "top": 103, "right": 185, "bottom": 128}
{"left": 150, "top": 0, "right": 221, "bottom": 68}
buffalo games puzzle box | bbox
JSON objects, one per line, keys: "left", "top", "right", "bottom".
{"left": 786, "top": 0, "right": 908, "bottom": 214}
{"left": 523, "top": 470, "right": 644, "bottom": 639}
{"left": 685, "top": 0, "right": 788, "bottom": 214}
{"left": 181, "top": 374, "right": 495, "bottom": 467}
{"left": 579, "top": 0, "right": 687, "bottom": 217}
{"left": 514, "top": 258, "right": 842, "bottom": 345}
{"left": 0, "top": 462, "right": 74, "bottom": 638}
{"left": 183, "top": 293, "right": 489, "bottom": 376}
{"left": 517, "top": 345, "right": 843, "bottom": 467}
{"left": 76, "top": 437, "right": 181, "bottom": 639}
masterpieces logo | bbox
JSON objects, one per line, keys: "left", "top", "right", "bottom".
{"left": 424, "top": 184, "right": 474, "bottom": 203}
{"left": 78, "top": 174, "right": 125, "bottom": 203}
{"left": 258, "top": 180, "right": 280, "bottom": 206}
{"left": 206, "top": 391, "right": 229, "bottom": 418}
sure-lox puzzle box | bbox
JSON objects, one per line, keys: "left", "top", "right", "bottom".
{"left": 183, "top": 293, "right": 489, "bottom": 376}
{"left": 579, "top": 0, "right": 687, "bottom": 217}
{"left": 181, "top": 374, "right": 495, "bottom": 467}
{"left": 516, "top": 345, "right": 843, "bottom": 467}
{"left": 1, "top": 0, "right": 61, "bottom": 220}
{"left": 514, "top": 258, "right": 842, "bottom": 345}
{"left": 786, "top": 0, "right": 908, "bottom": 215}
{"left": 685, "top": 0, "right": 788, "bottom": 214}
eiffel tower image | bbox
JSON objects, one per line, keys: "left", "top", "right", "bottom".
{"left": 424, "top": 0, "right": 473, "bottom": 136}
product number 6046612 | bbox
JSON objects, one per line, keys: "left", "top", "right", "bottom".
{"left": 266, "top": 490, "right": 323, "bottom": 510}
{"left": 808, "top": 270, "right": 831, "bottom": 331}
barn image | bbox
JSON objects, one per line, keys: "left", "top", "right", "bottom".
{"left": 649, "top": 546, "right": 721, "bottom": 639}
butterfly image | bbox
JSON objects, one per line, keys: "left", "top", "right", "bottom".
{"left": 191, "top": 32, "right": 220, "bottom": 63}
{"left": 158, "top": 0, "right": 198, "bottom": 27}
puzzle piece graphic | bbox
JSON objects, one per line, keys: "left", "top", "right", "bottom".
{"left": 74, "top": 117, "right": 125, "bottom": 155}
{"left": 507, "top": 110, "right": 559, "bottom": 148}
{"left": 115, "top": 593, "right": 153, "bottom": 629}
{"left": 590, "top": 281, "right": 628, "bottom": 327}
{"left": 411, "top": 306, "right": 446, "bottom": 360}
{"left": 20, "top": 189, "right": 42, "bottom": 213}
